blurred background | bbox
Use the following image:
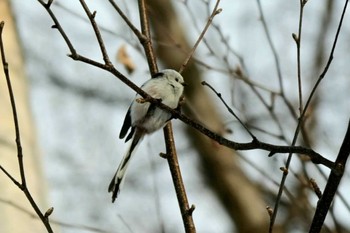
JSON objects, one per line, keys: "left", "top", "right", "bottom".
{"left": 1, "top": 0, "right": 350, "bottom": 232}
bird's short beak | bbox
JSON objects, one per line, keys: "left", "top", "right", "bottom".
{"left": 182, "top": 82, "right": 188, "bottom": 87}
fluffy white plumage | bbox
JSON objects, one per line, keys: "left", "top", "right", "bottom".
{"left": 108, "top": 69, "right": 186, "bottom": 202}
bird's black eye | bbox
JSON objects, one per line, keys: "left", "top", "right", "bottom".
{"left": 175, "top": 78, "right": 179, "bottom": 82}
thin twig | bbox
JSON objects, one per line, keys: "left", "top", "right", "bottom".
{"left": 0, "top": 22, "right": 25, "bottom": 186}
{"left": 256, "top": 0, "right": 283, "bottom": 92}
{"left": 0, "top": 21, "right": 54, "bottom": 233}
{"left": 268, "top": 1, "right": 308, "bottom": 230}
{"left": 78, "top": 0, "right": 112, "bottom": 66}
{"left": 202, "top": 81, "right": 256, "bottom": 140}
{"left": 294, "top": 0, "right": 306, "bottom": 114}
{"left": 256, "top": 0, "right": 297, "bottom": 121}
{"left": 0, "top": 165, "right": 21, "bottom": 186}
{"left": 179, "top": 0, "right": 221, "bottom": 73}
{"left": 37, "top": 0, "right": 76, "bottom": 55}
{"left": 108, "top": 0, "right": 145, "bottom": 42}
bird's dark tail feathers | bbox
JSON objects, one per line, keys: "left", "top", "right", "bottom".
{"left": 108, "top": 130, "right": 144, "bottom": 203}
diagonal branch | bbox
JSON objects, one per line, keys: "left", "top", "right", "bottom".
{"left": 179, "top": 0, "right": 221, "bottom": 73}
{"left": 108, "top": 0, "right": 143, "bottom": 38}
{"left": 309, "top": 120, "right": 350, "bottom": 233}
{"left": 37, "top": 0, "right": 76, "bottom": 55}
{"left": 202, "top": 80, "right": 256, "bottom": 140}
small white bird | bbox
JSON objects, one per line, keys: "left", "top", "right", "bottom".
{"left": 108, "top": 69, "right": 186, "bottom": 202}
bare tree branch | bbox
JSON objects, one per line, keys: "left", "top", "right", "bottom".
{"left": 267, "top": 0, "right": 308, "bottom": 229}
{"left": 309, "top": 120, "right": 350, "bottom": 232}
{"left": 0, "top": 21, "right": 54, "bottom": 233}
{"left": 269, "top": 0, "right": 349, "bottom": 231}
{"left": 202, "top": 80, "right": 256, "bottom": 139}
{"left": 293, "top": 0, "right": 307, "bottom": 114}
{"left": 256, "top": 0, "right": 297, "bottom": 120}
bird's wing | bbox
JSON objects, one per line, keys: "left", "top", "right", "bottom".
{"left": 119, "top": 105, "right": 133, "bottom": 141}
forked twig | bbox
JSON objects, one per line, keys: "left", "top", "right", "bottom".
{"left": 0, "top": 21, "right": 54, "bottom": 233}
{"left": 78, "top": 0, "right": 112, "bottom": 66}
